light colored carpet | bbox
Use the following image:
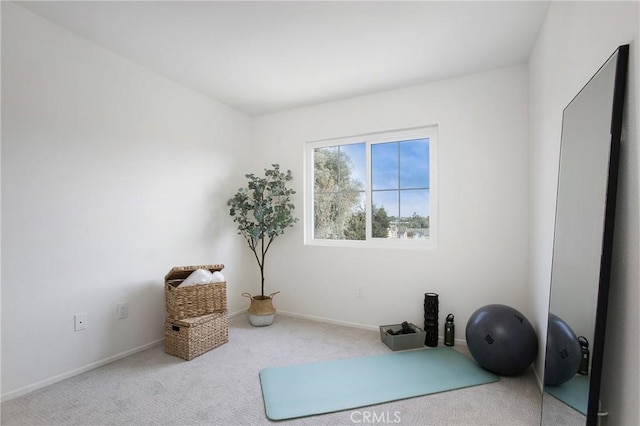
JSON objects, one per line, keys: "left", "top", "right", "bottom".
{"left": 544, "top": 375, "right": 589, "bottom": 416}
{"left": 541, "top": 393, "right": 586, "bottom": 425}
{"left": 2, "top": 314, "right": 543, "bottom": 425}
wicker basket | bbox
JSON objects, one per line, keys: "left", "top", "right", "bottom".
{"left": 165, "top": 265, "right": 227, "bottom": 320}
{"left": 165, "top": 311, "right": 229, "bottom": 360}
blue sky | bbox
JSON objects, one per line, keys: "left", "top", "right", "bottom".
{"left": 340, "top": 138, "right": 430, "bottom": 219}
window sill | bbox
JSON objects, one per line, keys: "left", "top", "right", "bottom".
{"left": 304, "top": 238, "right": 438, "bottom": 250}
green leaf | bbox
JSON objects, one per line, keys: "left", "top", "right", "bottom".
{"left": 227, "top": 164, "right": 298, "bottom": 294}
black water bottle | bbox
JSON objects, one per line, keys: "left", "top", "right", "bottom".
{"left": 578, "top": 336, "right": 589, "bottom": 375}
{"left": 444, "top": 314, "right": 455, "bottom": 346}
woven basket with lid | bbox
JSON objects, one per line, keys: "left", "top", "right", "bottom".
{"left": 165, "top": 264, "right": 227, "bottom": 320}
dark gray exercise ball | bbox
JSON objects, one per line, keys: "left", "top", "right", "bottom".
{"left": 465, "top": 304, "right": 538, "bottom": 376}
{"left": 544, "top": 313, "right": 582, "bottom": 386}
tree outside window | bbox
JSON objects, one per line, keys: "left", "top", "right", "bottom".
{"left": 308, "top": 127, "right": 435, "bottom": 247}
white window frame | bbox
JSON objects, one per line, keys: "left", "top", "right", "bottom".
{"left": 304, "top": 125, "right": 438, "bottom": 249}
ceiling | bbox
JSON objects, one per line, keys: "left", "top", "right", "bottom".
{"left": 17, "top": 1, "right": 550, "bottom": 117}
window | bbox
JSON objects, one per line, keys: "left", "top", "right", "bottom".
{"left": 305, "top": 126, "right": 437, "bottom": 248}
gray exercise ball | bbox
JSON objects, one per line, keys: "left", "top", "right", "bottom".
{"left": 544, "top": 313, "right": 581, "bottom": 386}
{"left": 465, "top": 304, "right": 538, "bottom": 376}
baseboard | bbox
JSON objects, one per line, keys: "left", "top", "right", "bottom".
{"left": 277, "top": 310, "right": 380, "bottom": 331}
{"left": 276, "top": 310, "right": 469, "bottom": 350}
{"left": 532, "top": 365, "right": 544, "bottom": 391}
{"left": 1, "top": 338, "right": 163, "bottom": 402}
{"left": 228, "top": 308, "right": 247, "bottom": 319}
{"left": 3, "top": 312, "right": 469, "bottom": 402}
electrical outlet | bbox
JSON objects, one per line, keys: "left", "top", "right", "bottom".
{"left": 117, "top": 302, "right": 129, "bottom": 319}
{"left": 74, "top": 313, "right": 87, "bottom": 331}
{"left": 356, "top": 287, "right": 364, "bottom": 299}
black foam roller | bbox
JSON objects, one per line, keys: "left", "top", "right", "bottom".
{"left": 424, "top": 293, "right": 439, "bottom": 347}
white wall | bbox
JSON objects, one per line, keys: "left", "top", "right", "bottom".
{"left": 528, "top": 1, "right": 639, "bottom": 424}
{"left": 1, "top": 2, "right": 253, "bottom": 399}
{"left": 251, "top": 65, "right": 530, "bottom": 333}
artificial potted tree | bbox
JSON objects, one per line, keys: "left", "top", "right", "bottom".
{"left": 227, "top": 164, "right": 298, "bottom": 326}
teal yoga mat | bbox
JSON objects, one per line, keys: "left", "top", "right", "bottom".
{"left": 546, "top": 375, "right": 589, "bottom": 415}
{"left": 259, "top": 346, "right": 500, "bottom": 420}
